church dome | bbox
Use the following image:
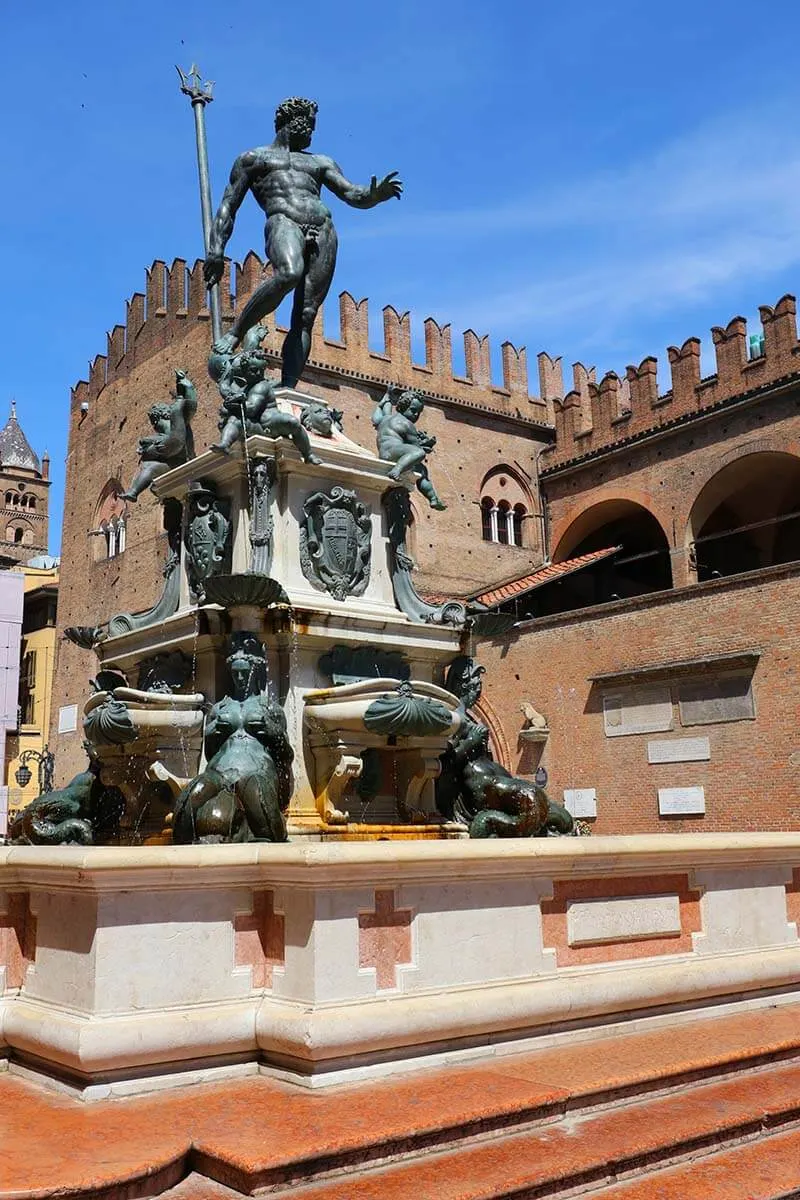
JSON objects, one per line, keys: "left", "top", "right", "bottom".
{"left": 0, "top": 402, "right": 41, "bottom": 473}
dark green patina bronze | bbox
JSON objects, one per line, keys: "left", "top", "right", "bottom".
{"left": 301, "top": 401, "right": 343, "bottom": 437}
{"left": 209, "top": 325, "right": 321, "bottom": 462}
{"left": 373, "top": 387, "right": 445, "bottom": 510}
{"left": 318, "top": 646, "right": 410, "bottom": 685}
{"left": 204, "top": 97, "right": 402, "bottom": 388}
{"left": 383, "top": 488, "right": 515, "bottom": 634}
{"left": 437, "top": 656, "right": 575, "bottom": 839}
{"left": 364, "top": 681, "right": 453, "bottom": 738}
{"left": 120, "top": 370, "right": 197, "bottom": 502}
{"left": 249, "top": 457, "right": 276, "bottom": 575}
{"left": 184, "top": 480, "right": 231, "bottom": 603}
{"left": 299, "top": 486, "right": 371, "bottom": 601}
{"left": 172, "top": 633, "right": 293, "bottom": 844}
{"left": 9, "top": 759, "right": 125, "bottom": 846}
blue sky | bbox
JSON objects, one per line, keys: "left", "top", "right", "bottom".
{"left": 4, "top": 0, "right": 800, "bottom": 551}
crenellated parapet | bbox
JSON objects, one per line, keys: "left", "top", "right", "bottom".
{"left": 542, "top": 294, "right": 800, "bottom": 471}
{"left": 70, "top": 255, "right": 550, "bottom": 424}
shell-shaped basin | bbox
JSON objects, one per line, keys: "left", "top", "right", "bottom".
{"left": 304, "top": 678, "right": 462, "bottom": 740}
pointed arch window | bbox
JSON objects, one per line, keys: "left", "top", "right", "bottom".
{"left": 479, "top": 467, "right": 533, "bottom": 548}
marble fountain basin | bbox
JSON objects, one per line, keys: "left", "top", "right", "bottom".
{"left": 83, "top": 687, "right": 206, "bottom": 741}
{"left": 303, "top": 678, "right": 462, "bottom": 739}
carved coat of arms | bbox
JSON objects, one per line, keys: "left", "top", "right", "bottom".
{"left": 184, "top": 480, "right": 231, "bottom": 601}
{"left": 299, "top": 487, "right": 371, "bottom": 601}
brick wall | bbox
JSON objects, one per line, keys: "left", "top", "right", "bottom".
{"left": 543, "top": 385, "right": 800, "bottom": 585}
{"left": 478, "top": 563, "right": 800, "bottom": 833}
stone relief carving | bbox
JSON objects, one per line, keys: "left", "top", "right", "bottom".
{"left": 249, "top": 456, "right": 276, "bottom": 575}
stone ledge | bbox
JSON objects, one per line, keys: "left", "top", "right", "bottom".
{"left": 3, "top": 833, "right": 800, "bottom": 890}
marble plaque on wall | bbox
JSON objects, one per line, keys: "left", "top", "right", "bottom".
{"left": 567, "top": 894, "right": 681, "bottom": 946}
{"left": 677, "top": 674, "right": 755, "bottom": 725}
{"left": 603, "top": 685, "right": 673, "bottom": 737}
{"left": 57, "top": 704, "right": 79, "bottom": 734}
{"left": 647, "top": 737, "right": 710, "bottom": 764}
{"left": 563, "top": 788, "right": 597, "bottom": 818}
{"left": 658, "top": 786, "right": 705, "bottom": 815}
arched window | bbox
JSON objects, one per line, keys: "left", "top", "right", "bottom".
{"left": 497, "top": 500, "right": 510, "bottom": 545}
{"left": 22, "top": 529, "right": 33, "bottom": 546}
{"left": 93, "top": 480, "right": 127, "bottom": 562}
{"left": 512, "top": 504, "right": 525, "bottom": 547}
{"left": 5, "top": 524, "right": 14, "bottom": 541}
{"left": 481, "top": 497, "right": 494, "bottom": 541}
{"left": 4, "top": 492, "right": 12, "bottom": 507}
{"left": 479, "top": 467, "right": 534, "bottom": 549}
{"left": 27, "top": 496, "right": 36, "bottom": 511}
{"left": 13, "top": 527, "right": 23, "bottom": 544}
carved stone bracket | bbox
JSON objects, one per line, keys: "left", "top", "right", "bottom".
{"left": 402, "top": 753, "right": 442, "bottom": 822}
{"left": 325, "top": 752, "right": 362, "bottom": 824}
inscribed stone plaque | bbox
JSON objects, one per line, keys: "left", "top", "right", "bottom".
{"left": 647, "top": 737, "right": 710, "bottom": 764}
{"left": 58, "top": 704, "right": 79, "bottom": 734}
{"left": 567, "top": 894, "right": 682, "bottom": 946}
{"left": 677, "top": 674, "right": 754, "bottom": 726}
{"left": 603, "top": 685, "right": 673, "bottom": 737}
{"left": 658, "top": 786, "right": 705, "bottom": 815}
{"left": 563, "top": 788, "right": 597, "bottom": 818}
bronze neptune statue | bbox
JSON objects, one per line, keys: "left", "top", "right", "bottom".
{"left": 203, "top": 97, "right": 402, "bottom": 388}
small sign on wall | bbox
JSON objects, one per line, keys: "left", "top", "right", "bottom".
{"left": 57, "top": 704, "right": 79, "bottom": 734}
{"left": 603, "top": 685, "right": 673, "bottom": 737}
{"left": 658, "top": 786, "right": 705, "bottom": 815}
{"left": 647, "top": 737, "right": 710, "bottom": 764}
{"left": 563, "top": 788, "right": 597, "bottom": 818}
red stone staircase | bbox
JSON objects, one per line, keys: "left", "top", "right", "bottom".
{"left": 4, "top": 1001, "right": 800, "bottom": 1199}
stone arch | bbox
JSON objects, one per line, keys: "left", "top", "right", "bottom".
{"left": 552, "top": 496, "right": 673, "bottom": 596}
{"left": 5, "top": 518, "right": 33, "bottom": 546}
{"left": 685, "top": 449, "right": 800, "bottom": 581}
{"left": 479, "top": 465, "right": 535, "bottom": 548}
{"left": 472, "top": 694, "right": 512, "bottom": 771}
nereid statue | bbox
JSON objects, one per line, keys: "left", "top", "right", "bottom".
{"left": 120, "top": 370, "right": 197, "bottom": 502}
{"left": 204, "top": 97, "right": 402, "bottom": 387}
{"left": 373, "top": 387, "right": 446, "bottom": 510}
{"left": 172, "top": 633, "right": 292, "bottom": 843}
{"left": 209, "top": 324, "right": 321, "bottom": 462}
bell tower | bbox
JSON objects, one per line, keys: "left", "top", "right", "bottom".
{"left": 0, "top": 402, "right": 50, "bottom": 567}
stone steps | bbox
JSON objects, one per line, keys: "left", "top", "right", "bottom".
{"left": 262, "top": 1058, "right": 800, "bottom": 1199}
{"left": 590, "top": 1125, "right": 800, "bottom": 1199}
{"left": 4, "top": 1001, "right": 800, "bottom": 1199}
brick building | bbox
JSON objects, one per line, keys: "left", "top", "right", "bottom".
{"left": 50, "top": 258, "right": 800, "bottom": 830}
{"left": 0, "top": 403, "right": 50, "bottom": 567}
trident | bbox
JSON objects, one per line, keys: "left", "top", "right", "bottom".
{"left": 176, "top": 63, "right": 222, "bottom": 344}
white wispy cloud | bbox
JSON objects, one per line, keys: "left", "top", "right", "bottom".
{"left": 345, "top": 101, "right": 800, "bottom": 361}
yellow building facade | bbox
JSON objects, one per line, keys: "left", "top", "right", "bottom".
{"left": 6, "top": 561, "right": 59, "bottom": 820}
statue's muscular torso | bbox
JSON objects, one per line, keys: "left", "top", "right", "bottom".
{"left": 239, "top": 147, "right": 337, "bottom": 229}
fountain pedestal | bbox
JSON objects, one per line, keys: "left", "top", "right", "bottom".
{"left": 77, "top": 389, "right": 466, "bottom": 841}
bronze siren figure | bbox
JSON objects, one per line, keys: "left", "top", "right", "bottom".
{"left": 203, "top": 96, "right": 402, "bottom": 388}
